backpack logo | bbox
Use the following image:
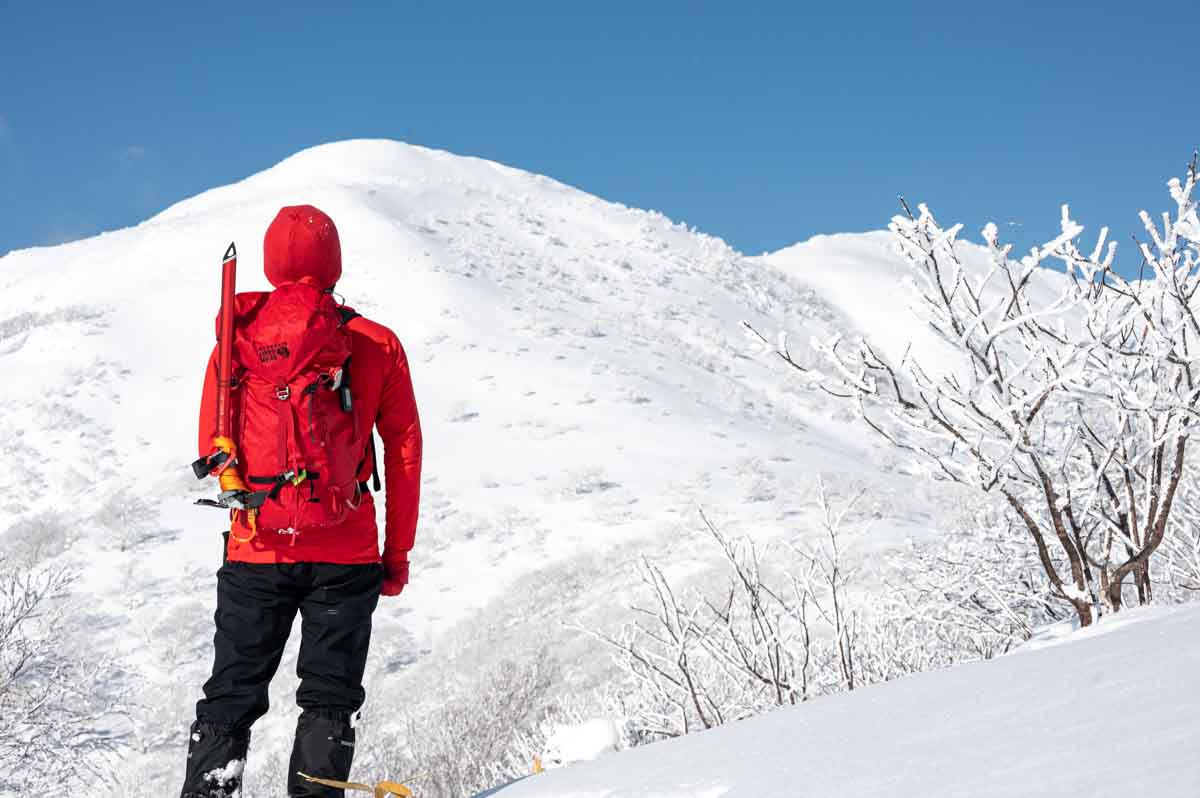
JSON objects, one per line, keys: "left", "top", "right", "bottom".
{"left": 256, "top": 342, "right": 291, "bottom": 362}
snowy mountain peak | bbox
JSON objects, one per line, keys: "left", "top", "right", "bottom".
{"left": 258, "top": 138, "right": 530, "bottom": 186}
{"left": 151, "top": 139, "right": 560, "bottom": 225}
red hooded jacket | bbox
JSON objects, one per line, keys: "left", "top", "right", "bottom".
{"left": 197, "top": 206, "right": 422, "bottom": 589}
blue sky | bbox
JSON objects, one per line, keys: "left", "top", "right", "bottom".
{"left": 1, "top": 1, "right": 1196, "bottom": 261}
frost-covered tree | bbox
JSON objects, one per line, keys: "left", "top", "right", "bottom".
{"left": 748, "top": 162, "right": 1200, "bottom": 626}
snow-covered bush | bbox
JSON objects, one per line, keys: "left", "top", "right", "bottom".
{"left": 747, "top": 161, "right": 1200, "bottom": 627}
{"left": 0, "top": 561, "right": 117, "bottom": 794}
{"left": 538, "top": 716, "right": 629, "bottom": 769}
{"left": 875, "top": 497, "right": 1072, "bottom": 672}
{"left": 1159, "top": 474, "right": 1200, "bottom": 597}
{"left": 348, "top": 650, "right": 566, "bottom": 798}
{"left": 595, "top": 482, "right": 1037, "bottom": 739}
{"left": 1, "top": 511, "right": 75, "bottom": 567}
{"left": 93, "top": 490, "right": 161, "bottom": 552}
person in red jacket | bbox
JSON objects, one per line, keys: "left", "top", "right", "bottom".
{"left": 180, "top": 205, "right": 422, "bottom": 798}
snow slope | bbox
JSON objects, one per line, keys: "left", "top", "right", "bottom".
{"left": 497, "top": 605, "right": 1200, "bottom": 797}
{"left": 0, "top": 140, "right": 965, "bottom": 792}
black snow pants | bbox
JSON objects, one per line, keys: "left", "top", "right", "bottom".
{"left": 180, "top": 558, "right": 383, "bottom": 798}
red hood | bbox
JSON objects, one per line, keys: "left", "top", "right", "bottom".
{"left": 263, "top": 204, "right": 342, "bottom": 290}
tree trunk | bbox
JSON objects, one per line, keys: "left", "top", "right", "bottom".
{"left": 1135, "top": 560, "right": 1152, "bottom": 605}
{"left": 1108, "top": 570, "right": 1126, "bottom": 613}
{"left": 1073, "top": 597, "right": 1094, "bottom": 627}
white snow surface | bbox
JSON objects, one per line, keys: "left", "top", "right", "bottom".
{"left": 499, "top": 604, "right": 1200, "bottom": 797}
{"left": 0, "top": 139, "right": 974, "bottom": 791}
{"left": 202, "top": 758, "right": 245, "bottom": 789}
{"left": 540, "top": 717, "right": 625, "bottom": 769}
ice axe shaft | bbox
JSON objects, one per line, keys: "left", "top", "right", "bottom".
{"left": 216, "top": 241, "right": 238, "bottom": 438}
{"left": 189, "top": 242, "right": 240, "bottom": 479}
{"left": 191, "top": 242, "right": 259, "bottom": 541}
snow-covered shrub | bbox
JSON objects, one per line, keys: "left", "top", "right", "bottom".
{"left": 538, "top": 716, "right": 628, "bottom": 769}
{"left": 0, "top": 561, "right": 117, "bottom": 794}
{"left": 93, "top": 490, "right": 160, "bottom": 552}
{"left": 1163, "top": 533, "right": 1200, "bottom": 595}
{"left": 596, "top": 483, "right": 1049, "bottom": 739}
{"left": 0, "top": 305, "right": 106, "bottom": 344}
{"left": 877, "top": 499, "right": 1071, "bottom": 670}
{"left": 747, "top": 161, "right": 1200, "bottom": 627}
{"left": 1, "top": 511, "right": 75, "bottom": 567}
{"left": 351, "top": 650, "right": 565, "bottom": 798}
{"left": 1158, "top": 474, "right": 1200, "bottom": 598}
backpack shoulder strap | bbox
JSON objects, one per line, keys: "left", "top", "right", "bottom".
{"left": 335, "top": 305, "right": 381, "bottom": 492}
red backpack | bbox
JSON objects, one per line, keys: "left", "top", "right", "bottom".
{"left": 226, "top": 283, "right": 364, "bottom": 536}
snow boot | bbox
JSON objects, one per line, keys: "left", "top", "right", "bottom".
{"left": 287, "top": 709, "right": 357, "bottom": 797}
{"left": 180, "top": 719, "right": 250, "bottom": 798}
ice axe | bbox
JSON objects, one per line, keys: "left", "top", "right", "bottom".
{"left": 297, "top": 772, "right": 416, "bottom": 797}
{"left": 191, "top": 242, "right": 259, "bottom": 541}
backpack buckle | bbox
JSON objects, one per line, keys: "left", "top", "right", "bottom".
{"left": 275, "top": 385, "right": 291, "bottom": 401}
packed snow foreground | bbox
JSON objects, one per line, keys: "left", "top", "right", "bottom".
{"left": 498, "top": 605, "right": 1200, "bottom": 797}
